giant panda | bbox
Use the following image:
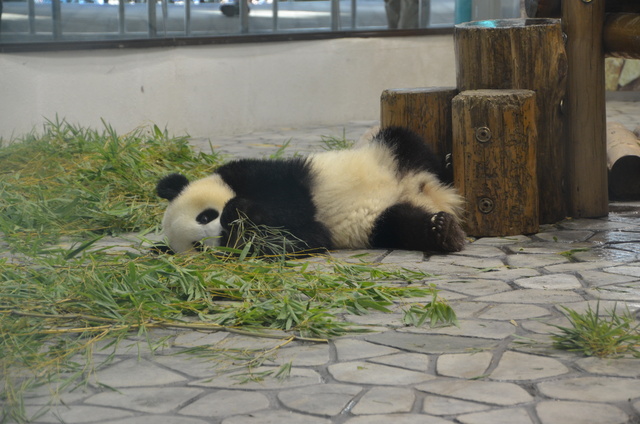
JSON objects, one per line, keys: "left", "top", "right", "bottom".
{"left": 156, "top": 126, "right": 466, "bottom": 257}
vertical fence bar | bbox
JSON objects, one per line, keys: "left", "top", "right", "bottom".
{"left": 272, "top": 0, "right": 279, "bottom": 32}
{"left": 331, "top": 0, "right": 340, "bottom": 30}
{"left": 28, "top": 0, "right": 36, "bottom": 34}
{"left": 420, "top": 0, "right": 430, "bottom": 28}
{"left": 51, "top": 0, "right": 61, "bottom": 39}
{"left": 118, "top": 0, "right": 125, "bottom": 36}
{"left": 185, "top": 0, "right": 191, "bottom": 36}
{"left": 351, "top": 0, "right": 356, "bottom": 29}
{"left": 161, "top": 0, "right": 168, "bottom": 35}
{"left": 240, "top": 0, "right": 249, "bottom": 33}
{"left": 148, "top": 0, "right": 157, "bottom": 37}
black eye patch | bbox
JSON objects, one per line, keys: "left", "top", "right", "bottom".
{"left": 196, "top": 208, "right": 219, "bottom": 225}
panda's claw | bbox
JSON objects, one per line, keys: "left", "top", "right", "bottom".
{"left": 427, "top": 212, "right": 466, "bottom": 252}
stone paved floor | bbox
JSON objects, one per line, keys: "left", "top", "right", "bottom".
{"left": 8, "top": 100, "right": 640, "bottom": 424}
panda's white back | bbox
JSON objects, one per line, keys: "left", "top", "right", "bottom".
{"left": 309, "top": 143, "right": 402, "bottom": 248}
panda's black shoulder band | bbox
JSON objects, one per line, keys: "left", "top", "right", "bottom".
{"left": 157, "top": 173, "right": 190, "bottom": 201}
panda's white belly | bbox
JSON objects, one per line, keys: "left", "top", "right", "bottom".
{"left": 309, "top": 146, "right": 401, "bottom": 249}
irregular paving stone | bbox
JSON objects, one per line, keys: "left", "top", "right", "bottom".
{"left": 270, "top": 343, "right": 331, "bottom": 366}
{"left": 545, "top": 260, "right": 620, "bottom": 273}
{"left": 92, "top": 358, "right": 187, "bottom": 388}
{"left": 328, "top": 361, "right": 435, "bottom": 385}
{"left": 578, "top": 269, "right": 638, "bottom": 287}
{"left": 86, "top": 387, "right": 203, "bottom": 413}
{"left": 447, "top": 301, "right": 491, "bottom": 319}
{"left": 572, "top": 248, "right": 638, "bottom": 262}
{"left": 537, "top": 376, "right": 640, "bottom": 402}
{"left": 351, "top": 387, "right": 414, "bottom": 415}
{"left": 334, "top": 338, "right": 399, "bottom": 361}
{"left": 536, "top": 401, "right": 629, "bottom": 424}
{"left": 534, "top": 230, "right": 595, "bottom": 242}
{"left": 436, "top": 352, "right": 492, "bottom": 379}
{"left": 585, "top": 283, "right": 640, "bottom": 301}
{"left": 575, "top": 357, "right": 640, "bottom": 377}
{"left": 443, "top": 279, "right": 512, "bottom": 296}
{"left": 346, "top": 311, "right": 406, "bottom": 328}
{"left": 422, "top": 395, "right": 491, "bottom": 416}
{"left": 190, "top": 366, "right": 321, "bottom": 390}
{"left": 153, "top": 355, "right": 222, "bottom": 378}
{"left": 179, "top": 390, "right": 270, "bottom": 417}
{"left": 24, "top": 405, "right": 135, "bottom": 424}
{"left": 103, "top": 417, "right": 210, "bottom": 424}
{"left": 477, "top": 303, "right": 551, "bottom": 320}
{"left": 173, "top": 330, "right": 229, "bottom": 347}
{"left": 431, "top": 256, "right": 506, "bottom": 270}
{"left": 471, "top": 235, "right": 532, "bottom": 245}
{"left": 452, "top": 245, "right": 506, "bottom": 258}
{"left": 489, "top": 351, "right": 569, "bottom": 381}
{"left": 560, "top": 219, "right": 638, "bottom": 231}
{"left": 514, "top": 274, "right": 582, "bottom": 290}
{"left": 603, "top": 265, "right": 640, "bottom": 277}
{"left": 365, "top": 332, "right": 499, "bottom": 354}
{"left": 277, "top": 384, "right": 362, "bottom": 416}
{"left": 368, "top": 352, "right": 431, "bottom": 372}
{"left": 471, "top": 267, "right": 539, "bottom": 281}
{"left": 416, "top": 379, "right": 533, "bottom": 406}
{"left": 381, "top": 250, "right": 425, "bottom": 264}
{"left": 508, "top": 242, "right": 594, "bottom": 254}
{"left": 506, "top": 254, "right": 570, "bottom": 268}
{"left": 475, "top": 289, "right": 584, "bottom": 304}
{"left": 400, "top": 319, "right": 515, "bottom": 340}
{"left": 555, "top": 299, "right": 640, "bottom": 315}
{"left": 343, "top": 413, "right": 454, "bottom": 424}
{"left": 222, "top": 410, "right": 331, "bottom": 424}
{"left": 457, "top": 407, "right": 533, "bottom": 424}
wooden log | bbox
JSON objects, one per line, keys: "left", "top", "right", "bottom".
{"left": 380, "top": 87, "right": 458, "bottom": 160}
{"left": 604, "top": 13, "right": 640, "bottom": 59}
{"left": 452, "top": 89, "right": 539, "bottom": 237}
{"left": 607, "top": 122, "right": 640, "bottom": 200}
{"left": 454, "top": 18, "right": 567, "bottom": 224}
{"left": 562, "top": 0, "right": 609, "bottom": 217}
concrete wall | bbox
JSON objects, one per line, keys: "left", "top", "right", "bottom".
{"left": 0, "top": 35, "right": 456, "bottom": 139}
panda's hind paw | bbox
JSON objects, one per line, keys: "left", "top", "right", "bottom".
{"left": 428, "top": 212, "right": 466, "bottom": 252}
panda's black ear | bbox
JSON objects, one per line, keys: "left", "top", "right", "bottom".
{"left": 157, "top": 173, "right": 190, "bottom": 201}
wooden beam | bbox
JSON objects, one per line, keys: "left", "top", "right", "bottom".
{"left": 604, "top": 13, "right": 640, "bottom": 59}
{"left": 562, "top": 0, "right": 608, "bottom": 217}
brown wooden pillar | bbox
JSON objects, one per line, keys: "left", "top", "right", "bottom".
{"left": 562, "top": 0, "right": 608, "bottom": 217}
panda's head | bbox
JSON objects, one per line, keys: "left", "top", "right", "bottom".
{"left": 156, "top": 173, "right": 235, "bottom": 253}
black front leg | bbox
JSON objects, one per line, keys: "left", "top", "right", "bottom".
{"left": 220, "top": 197, "right": 333, "bottom": 256}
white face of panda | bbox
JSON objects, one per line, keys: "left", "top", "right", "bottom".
{"left": 159, "top": 175, "right": 235, "bottom": 253}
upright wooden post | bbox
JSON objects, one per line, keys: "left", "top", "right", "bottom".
{"left": 562, "top": 0, "right": 608, "bottom": 217}
{"left": 380, "top": 87, "right": 458, "bottom": 160}
{"left": 453, "top": 89, "right": 539, "bottom": 237}
{"left": 454, "top": 19, "right": 567, "bottom": 224}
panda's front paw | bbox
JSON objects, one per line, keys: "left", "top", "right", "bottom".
{"left": 428, "top": 212, "right": 466, "bottom": 252}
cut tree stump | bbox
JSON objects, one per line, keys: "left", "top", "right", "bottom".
{"left": 454, "top": 18, "right": 567, "bottom": 224}
{"left": 380, "top": 87, "right": 458, "bottom": 161}
{"left": 453, "top": 89, "right": 539, "bottom": 237}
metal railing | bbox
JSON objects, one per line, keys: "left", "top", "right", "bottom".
{"left": 0, "top": 0, "right": 462, "bottom": 48}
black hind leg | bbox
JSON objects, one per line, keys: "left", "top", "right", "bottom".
{"left": 370, "top": 203, "right": 465, "bottom": 252}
